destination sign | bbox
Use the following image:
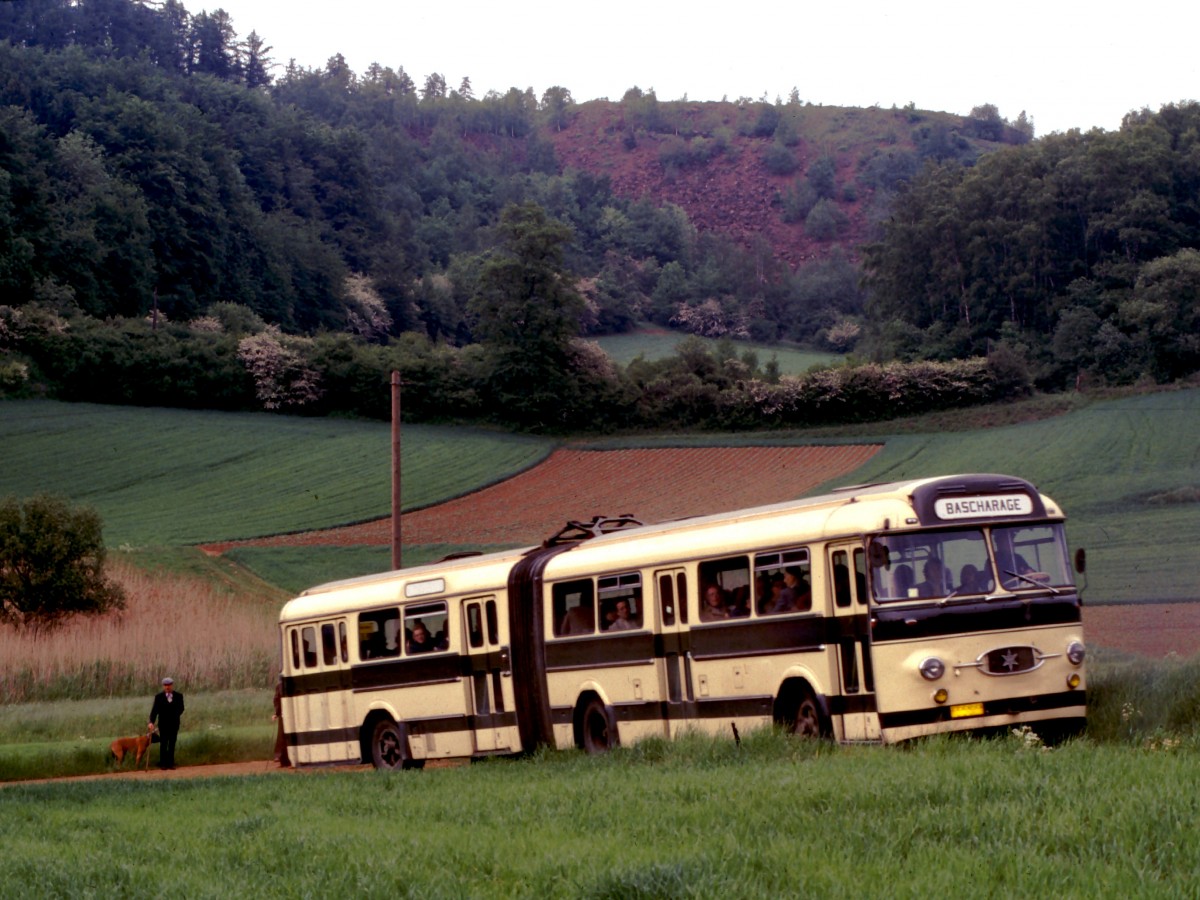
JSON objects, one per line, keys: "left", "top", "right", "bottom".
{"left": 934, "top": 494, "right": 1033, "bottom": 520}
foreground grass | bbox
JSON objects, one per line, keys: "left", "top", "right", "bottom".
{"left": 3, "top": 653, "right": 1197, "bottom": 783}
{"left": 2, "top": 732, "right": 1198, "bottom": 897}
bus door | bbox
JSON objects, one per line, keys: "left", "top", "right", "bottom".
{"left": 828, "top": 544, "right": 880, "bottom": 741}
{"left": 655, "top": 568, "right": 693, "bottom": 738}
{"left": 289, "top": 619, "right": 354, "bottom": 764}
{"left": 463, "top": 597, "right": 512, "bottom": 753}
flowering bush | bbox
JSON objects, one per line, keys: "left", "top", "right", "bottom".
{"left": 236, "top": 327, "right": 323, "bottom": 410}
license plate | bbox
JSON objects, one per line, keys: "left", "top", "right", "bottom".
{"left": 950, "top": 702, "right": 984, "bottom": 719}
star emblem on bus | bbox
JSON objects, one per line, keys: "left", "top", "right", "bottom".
{"left": 1001, "top": 649, "right": 1020, "bottom": 671}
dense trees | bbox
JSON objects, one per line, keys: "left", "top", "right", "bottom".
{"left": 862, "top": 102, "right": 1200, "bottom": 387}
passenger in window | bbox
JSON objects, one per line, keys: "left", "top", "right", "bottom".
{"left": 754, "top": 574, "right": 771, "bottom": 615}
{"left": 917, "top": 558, "right": 949, "bottom": 598}
{"left": 1001, "top": 554, "right": 1035, "bottom": 588}
{"left": 408, "top": 620, "right": 437, "bottom": 653}
{"left": 764, "top": 575, "right": 789, "bottom": 614}
{"left": 606, "top": 598, "right": 638, "bottom": 631}
{"left": 434, "top": 619, "right": 450, "bottom": 650}
{"left": 728, "top": 586, "right": 751, "bottom": 617}
{"left": 786, "top": 567, "right": 812, "bottom": 611}
{"left": 892, "top": 564, "right": 915, "bottom": 598}
{"left": 701, "top": 584, "right": 731, "bottom": 621}
{"left": 959, "top": 564, "right": 985, "bottom": 593}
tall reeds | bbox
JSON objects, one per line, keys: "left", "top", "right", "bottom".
{"left": 0, "top": 559, "right": 280, "bottom": 703}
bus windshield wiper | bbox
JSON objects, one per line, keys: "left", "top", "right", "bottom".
{"left": 1002, "top": 570, "right": 1061, "bottom": 595}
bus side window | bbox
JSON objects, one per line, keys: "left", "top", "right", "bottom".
{"left": 599, "top": 573, "right": 643, "bottom": 631}
{"left": 339, "top": 621, "right": 349, "bottom": 663}
{"left": 698, "top": 556, "right": 751, "bottom": 620}
{"left": 659, "top": 573, "right": 675, "bottom": 626}
{"left": 754, "top": 548, "right": 811, "bottom": 615}
{"left": 301, "top": 626, "right": 318, "bottom": 668}
{"left": 290, "top": 629, "right": 301, "bottom": 670}
{"left": 321, "top": 623, "right": 338, "bottom": 666}
{"left": 404, "top": 601, "right": 448, "bottom": 653}
{"left": 467, "top": 603, "right": 485, "bottom": 649}
{"left": 485, "top": 599, "right": 499, "bottom": 645}
{"left": 554, "top": 580, "right": 595, "bottom": 636}
{"left": 854, "top": 549, "right": 867, "bottom": 606}
{"left": 832, "top": 551, "right": 853, "bottom": 608}
{"left": 677, "top": 572, "right": 688, "bottom": 624}
{"left": 359, "top": 608, "right": 400, "bottom": 659}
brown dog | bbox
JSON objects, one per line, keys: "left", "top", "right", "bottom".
{"left": 110, "top": 723, "right": 157, "bottom": 770}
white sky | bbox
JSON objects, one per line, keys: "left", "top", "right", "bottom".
{"left": 206, "top": 0, "right": 1197, "bottom": 138}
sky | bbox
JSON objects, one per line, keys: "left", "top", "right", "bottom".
{"left": 206, "top": 0, "right": 1197, "bottom": 138}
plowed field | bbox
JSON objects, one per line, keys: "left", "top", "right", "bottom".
{"left": 206, "top": 445, "right": 883, "bottom": 550}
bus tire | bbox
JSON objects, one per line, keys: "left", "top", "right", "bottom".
{"left": 370, "top": 718, "right": 424, "bottom": 770}
{"left": 580, "top": 697, "right": 616, "bottom": 754}
{"left": 778, "top": 683, "right": 827, "bottom": 739}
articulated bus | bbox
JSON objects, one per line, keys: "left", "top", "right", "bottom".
{"left": 278, "top": 473, "right": 1087, "bottom": 768}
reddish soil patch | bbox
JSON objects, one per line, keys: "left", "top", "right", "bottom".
{"left": 203, "top": 445, "right": 882, "bottom": 552}
{"left": 1083, "top": 603, "right": 1200, "bottom": 659}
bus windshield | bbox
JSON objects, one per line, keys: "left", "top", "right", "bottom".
{"left": 871, "top": 524, "right": 1074, "bottom": 602}
{"left": 991, "top": 524, "right": 1074, "bottom": 591}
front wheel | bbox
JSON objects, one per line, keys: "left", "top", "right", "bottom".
{"left": 370, "top": 719, "right": 424, "bottom": 770}
{"left": 782, "top": 686, "right": 827, "bottom": 739}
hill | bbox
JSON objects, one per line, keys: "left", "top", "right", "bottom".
{"left": 542, "top": 98, "right": 1022, "bottom": 272}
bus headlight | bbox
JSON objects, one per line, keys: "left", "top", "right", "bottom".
{"left": 1066, "top": 641, "right": 1086, "bottom": 666}
{"left": 919, "top": 657, "right": 946, "bottom": 681}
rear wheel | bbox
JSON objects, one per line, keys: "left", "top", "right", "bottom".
{"left": 580, "top": 698, "right": 615, "bottom": 754}
{"left": 370, "top": 719, "right": 424, "bottom": 770}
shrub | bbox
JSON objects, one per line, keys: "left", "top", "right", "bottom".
{"left": 0, "top": 494, "right": 126, "bottom": 632}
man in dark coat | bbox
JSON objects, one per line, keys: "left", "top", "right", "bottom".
{"left": 148, "top": 676, "right": 185, "bottom": 769}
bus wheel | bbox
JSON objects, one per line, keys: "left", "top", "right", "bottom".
{"left": 790, "top": 689, "right": 824, "bottom": 739}
{"left": 580, "top": 698, "right": 615, "bottom": 754}
{"left": 371, "top": 719, "right": 424, "bottom": 770}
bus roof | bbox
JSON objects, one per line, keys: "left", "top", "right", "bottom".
{"left": 279, "top": 473, "right": 1061, "bottom": 623}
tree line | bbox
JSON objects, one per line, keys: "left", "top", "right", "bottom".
{"left": 1, "top": 0, "right": 1197, "bottom": 436}
{"left": 862, "top": 103, "right": 1200, "bottom": 388}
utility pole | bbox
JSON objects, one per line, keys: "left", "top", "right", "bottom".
{"left": 391, "top": 371, "right": 402, "bottom": 569}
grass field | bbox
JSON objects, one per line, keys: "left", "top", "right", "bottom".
{"left": 593, "top": 328, "right": 840, "bottom": 373}
{"left": 0, "top": 401, "right": 554, "bottom": 546}
{"left": 3, "top": 732, "right": 1199, "bottom": 897}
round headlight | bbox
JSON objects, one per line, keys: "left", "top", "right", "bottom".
{"left": 919, "top": 656, "right": 946, "bottom": 681}
{"left": 1066, "top": 641, "right": 1086, "bottom": 666}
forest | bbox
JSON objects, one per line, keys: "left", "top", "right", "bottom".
{"left": 0, "top": 0, "right": 1197, "bottom": 431}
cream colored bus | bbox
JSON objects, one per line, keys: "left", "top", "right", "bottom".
{"left": 278, "top": 473, "right": 1087, "bottom": 767}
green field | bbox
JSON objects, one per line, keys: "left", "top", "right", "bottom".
{"left": 594, "top": 328, "right": 839, "bottom": 373}
{"left": 0, "top": 401, "right": 555, "bottom": 546}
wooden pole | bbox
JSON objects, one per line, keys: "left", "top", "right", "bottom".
{"left": 391, "top": 371, "right": 402, "bottom": 570}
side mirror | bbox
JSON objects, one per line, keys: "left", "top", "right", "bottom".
{"left": 1074, "top": 548, "right": 1087, "bottom": 574}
